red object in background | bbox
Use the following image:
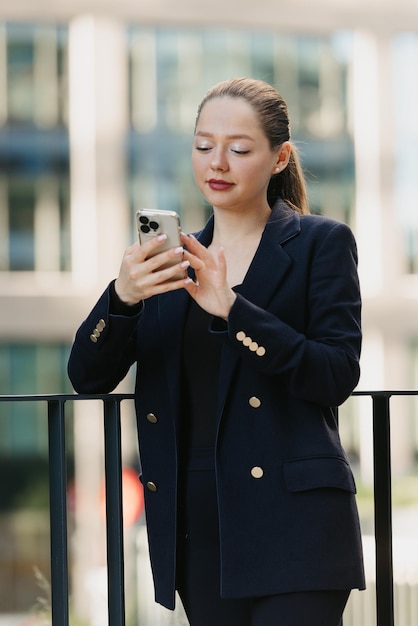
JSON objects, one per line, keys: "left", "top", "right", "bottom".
{"left": 99, "top": 466, "right": 145, "bottom": 528}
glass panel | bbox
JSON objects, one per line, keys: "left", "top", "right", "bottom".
{"left": 0, "top": 22, "right": 70, "bottom": 272}
{"left": 7, "top": 23, "right": 35, "bottom": 125}
{"left": 5, "top": 22, "right": 68, "bottom": 128}
{"left": 249, "top": 32, "right": 275, "bottom": 82}
{"left": 5, "top": 174, "right": 70, "bottom": 272}
{"left": 57, "top": 25, "right": 69, "bottom": 126}
{"left": 8, "top": 176, "right": 35, "bottom": 270}
{"left": 0, "top": 24, "right": 7, "bottom": 126}
{"left": 393, "top": 33, "right": 418, "bottom": 274}
{"left": 59, "top": 176, "right": 71, "bottom": 271}
{"left": 0, "top": 343, "right": 72, "bottom": 455}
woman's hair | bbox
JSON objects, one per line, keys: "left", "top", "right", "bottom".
{"left": 195, "top": 77, "right": 309, "bottom": 214}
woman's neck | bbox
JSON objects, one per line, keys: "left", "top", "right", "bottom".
{"left": 210, "top": 205, "right": 271, "bottom": 249}
{"left": 209, "top": 205, "right": 271, "bottom": 287}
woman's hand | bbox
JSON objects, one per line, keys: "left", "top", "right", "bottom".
{"left": 114, "top": 234, "right": 190, "bottom": 305}
{"left": 181, "top": 233, "right": 236, "bottom": 320}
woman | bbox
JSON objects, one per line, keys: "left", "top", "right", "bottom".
{"left": 68, "top": 77, "right": 365, "bottom": 625}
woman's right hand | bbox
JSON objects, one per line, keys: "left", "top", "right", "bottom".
{"left": 114, "top": 234, "right": 189, "bottom": 305}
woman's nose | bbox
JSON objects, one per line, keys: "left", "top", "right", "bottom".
{"left": 211, "top": 149, "right": 228, "bottom": 171}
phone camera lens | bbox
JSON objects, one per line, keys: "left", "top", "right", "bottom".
{"left": 149, "top": 220, "right": 159, "bottom": 231}
{"left": 140, "top": 224, "right": 150, "bottom": 233}
{"left": 139, "top": 216, "right": 149, "bottom": 225}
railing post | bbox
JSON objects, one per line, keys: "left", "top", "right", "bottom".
{"left": 47, "top": 399, "right": 69, "bottom": 626}
{"left": 372, "top": 394, "right": 394, "bottom": 626}
{"left": 103, "top": 398, "right": 126, "bottom": 626}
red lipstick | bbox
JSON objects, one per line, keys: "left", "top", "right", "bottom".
{"left": 208, "top": 179, "right": 234, "bottom": 191}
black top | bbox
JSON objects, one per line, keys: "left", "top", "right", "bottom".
{"left": 180, "top": 298, "right": 222, "bottom": 450}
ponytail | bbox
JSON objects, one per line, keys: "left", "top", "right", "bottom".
{"left": 268, "top": 144, "right": 309, "bottom": 215}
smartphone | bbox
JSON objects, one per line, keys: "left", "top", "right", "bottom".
{"left": 136, "top": 208, "right": 185, "bottom": 279}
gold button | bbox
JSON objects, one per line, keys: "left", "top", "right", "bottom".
{"left": 251, "top": 466, "right": 264, "bottom": 479}
{"left": 249, "top": 396, "right": 261, "bottom": 408}
{"left": 236, "top": 331, "right": 246, "bottom": 342}
{"left": 92, "top": 329, "right": 100, "bottom": 338}
{"left": 90, "top": 334, "right": 98, "bottom": 343}
{"left": 146, "top": 413, "right": 158, "bottom": 424}
{"left": 146, "top": 481, "right": 157, "bottom": 492}
{"left": 256, "top": 346, "right": 266, "bottom": 357}
{"left": 243, "top": 336, "right": 252, "bottom": 347}
{"left": 249, "top": 341, "right": 259, "bottom": 352}
{"left": 97, "top": 319, "right": 106, "bottom": 331}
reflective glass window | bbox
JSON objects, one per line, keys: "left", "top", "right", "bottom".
{"left": 393, "top": 33, "right": 418, "bottom": 274}
{"left": 0, "top": 22, "right": 70, "bottom": 272}
{"left": 0, "top": 343, "right": 72, "bottom": 455}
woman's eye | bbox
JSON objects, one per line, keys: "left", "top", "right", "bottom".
{"left": 195, "top": 145, "right": 211, "bottom": 152}
{"left": 231, "top": 148, "right": 250, "bottom": 155}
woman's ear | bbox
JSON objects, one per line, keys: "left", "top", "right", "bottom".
{"left": 272, "top": 141, "right": 292, "bottom": 174}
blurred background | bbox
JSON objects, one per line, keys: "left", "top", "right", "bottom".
{"left": 1, "top": 0, "right": 418, "bottom": 624}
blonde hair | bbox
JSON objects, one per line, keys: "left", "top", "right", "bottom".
{"left": 196, "top": 77, "right": 309, "bottom": 215}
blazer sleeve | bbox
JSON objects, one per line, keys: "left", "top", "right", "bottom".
{"left": 210, "top": 221, "right": 361, "bottom": 407}
{"left": 67, "top": 283, "right": 141, "bottom": 394}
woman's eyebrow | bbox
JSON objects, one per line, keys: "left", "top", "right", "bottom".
{"left": 195, "top": 131, "right": 255, "bottom": 142}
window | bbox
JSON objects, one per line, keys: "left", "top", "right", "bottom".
{"left": 393, "top": 33, "right": 418, "bottom": 274}
{"left": 0, "top": 22, "right": 70, "bottom": 272}
{"left": 0, "top": 343, "right": 72, "bottom": 455}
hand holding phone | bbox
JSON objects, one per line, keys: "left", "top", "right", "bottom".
{"left": 136, "top": 208, "right": 185, "bottom": 280}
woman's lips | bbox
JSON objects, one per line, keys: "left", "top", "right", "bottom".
{"left": 208, "top": 179, "right": 234, "bottom": 191}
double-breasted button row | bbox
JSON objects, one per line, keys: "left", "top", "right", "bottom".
{"left": 89, "top": 319, "right": 106, "bottom": 343}
{"left": 235, "top": 330, "right": 266, "bottom": 357}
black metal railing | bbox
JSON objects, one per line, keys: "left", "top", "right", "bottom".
{"left": 0, "top": 393, "right": 134, "bottom": 626}
{"left": 0, "top": 390, "right": 416, "bottom": 626}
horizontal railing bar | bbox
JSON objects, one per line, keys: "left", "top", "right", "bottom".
{"left": 1, "top": 390, "right": 418, "bottom": 404}
{"left": 0, "top": 393, "right": 135, "bottom": 402}
{"left": 352, "top": 390, "right": 415, "bottom": 396}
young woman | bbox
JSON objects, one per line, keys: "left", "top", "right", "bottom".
{"left": 68, "top": 77, "right": 365, "bottom": 625}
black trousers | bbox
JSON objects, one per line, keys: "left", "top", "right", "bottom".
{"left": 176, "top": 450, "right": 350, "bottom": 626}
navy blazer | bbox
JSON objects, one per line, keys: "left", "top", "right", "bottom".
{"left": 68, "top": 201, "right": 365, "bottom": 609}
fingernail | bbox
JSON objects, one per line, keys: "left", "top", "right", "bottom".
{"left": 156, "top": 233, "right": 167, "bottom": 241}
{"left": 180, "top": 260, "right": 190, "bottom": 269}
{"left": 174, "top": 246, "right": 183, "bottom": 254}
{"left": 184, "top": 277, "right": 193, "bottom": 285}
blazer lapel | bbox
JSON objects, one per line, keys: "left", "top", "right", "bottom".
{"left": 186, "top": 205, "right": 301, "bottom": 309}
{"left": 239, "top": 202, "right": 301, "bottom": 308}
{"left": 216, "top": 202, "right": 301, "bottom": 426}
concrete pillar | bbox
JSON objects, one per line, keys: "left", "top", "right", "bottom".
{"left": 68, "top": 14, "right": 130, "bottom": 290}
{"left": 68, "top": 15, "right": 130, "bottom": 623}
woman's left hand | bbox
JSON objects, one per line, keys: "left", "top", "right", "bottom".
{"left": 181, "top": 233, "right": 236, "bottom": 320}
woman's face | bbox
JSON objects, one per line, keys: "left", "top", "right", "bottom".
{"left": 192, "top": 96, "right": 284, "bottom": 214}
